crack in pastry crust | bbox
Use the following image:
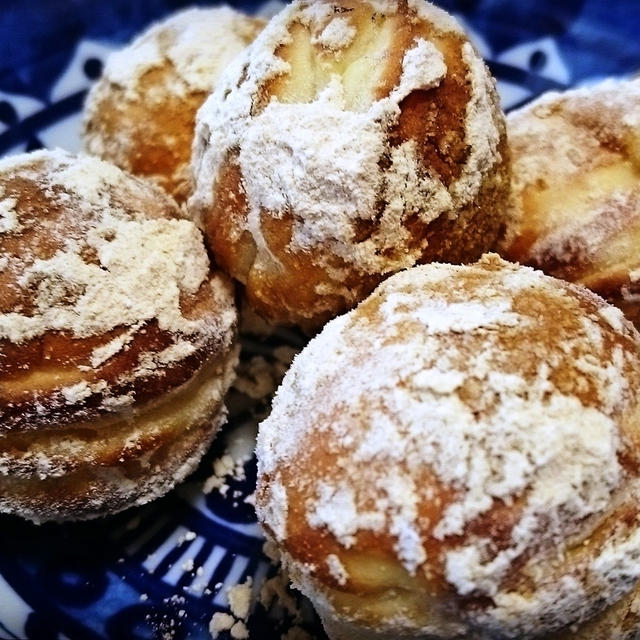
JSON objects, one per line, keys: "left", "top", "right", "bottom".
{"left": 190, "top": 0, "right": 510, "bottom": 329}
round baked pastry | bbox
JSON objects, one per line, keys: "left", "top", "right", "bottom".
{"left": 256, "top": 254, "right": 640, "bottom": 639}
{"left": 190, "top": 0, "right": 510, "bottom": 329}
{"left": 82, "top": 7, "right": 265, "bottom": 204}
{"left": 0, "top": 150, "right": 238, "bottom": 523}
{"left": 499, "top": 78, "right": 640, "bottom": 327}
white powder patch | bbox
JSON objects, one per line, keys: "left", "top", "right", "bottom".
{"left": 101, "top": 393, "right": 135, "bottom": 411}
{"left": 103, "top": 7, "right": 264, "bottom": 96}
{"left": 591, "top": 525, "right": 640, "bottom": 600}
{"left": 90, "top": 324, "right": 140, "bottom": 368}
{"left": 61, "top": 380, "right": 107, "bottom": 404}
{"left": 326, "top": 554, "right": 348, "bottom": 586}
{"left": 0, "top": 197, "right": 19, "bottom": 233}
{"left": 307, "top": 482, "right": 386, "bottom": 548}
{"left": 380, "top": 294, "right": 521, "bottom": 334}
{"left": 313, "top": 16, "right": 356, "bottom": 50}
{"left": 598, "top": 304, "right": 627, "bottom": 333}
{"left": 389, "top": 38, "right": 446, "bottom": 103}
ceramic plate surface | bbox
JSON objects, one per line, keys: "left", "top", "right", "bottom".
{"left": 0, "top": 1, "right": 638, "bottom": 638}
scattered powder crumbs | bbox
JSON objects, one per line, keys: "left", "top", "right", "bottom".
{"left": 259, "top": 573, "right": 302, "bottom": 622}
{"left": 203, "top": 448, "right": 250, "bottom": 496}
{"left": 209, "top": 612, "right": 234, "bottom": 638}
{"left": 232, "top": 346, "right": 299, "bottom": 403}
{"left": 208, "top": 578, "right": 255, "bottom": 639}
{"left": 230, "top": 621, "right": 249, "bottom": 639}
{"left": 181, "top": 558, "right": 194, "bottom": 572}
{"left": 227, "top": 577, "right": 253, "bottom": 621}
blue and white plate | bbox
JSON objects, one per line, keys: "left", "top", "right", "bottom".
{"left": 0, "top": 1, "right": 638, "bottom": 638}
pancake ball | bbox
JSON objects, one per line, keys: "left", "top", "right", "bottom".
{"left": 499, "top": 78, "right": 640, "bottom": 328}
{"left": 0, "top": 150, "right": 238, "bottom": 523}
{"left": 190, "top": 0, "right": 510, "bottom": 329}
{"left": 83, "top": 7, "right": 265, "bottom": 204}
{"left": 256, "top": 254, "right": 640, "bottom": 639}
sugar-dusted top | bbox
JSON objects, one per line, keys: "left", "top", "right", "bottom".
{"left": 102, "top": 7, "right": 265, "bottom": 97}
{"left": 191, "top": 0, "right": 505, "bottom": 277}
{"left": 508, "top": 78, "right": 640, "bottom": 193}
{"left": 0, "top": 150, "right": 236, "bottom": 430}
{"left": 256, "top": 254, "right": 640, "bottom": 636}
{"left": 82, "top": 7, "right": 265, "bottom": 204}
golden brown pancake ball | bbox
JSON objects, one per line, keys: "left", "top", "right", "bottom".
{"left": 83, "top": 7, "right": 265, "bottom": 204}
{"left": 500, "top": 78, "right": 640, "bottom": 329}
{"left": 256, "top": 254, "right": 640, "bottom": 639}
{"left": 0, "top": 150, "right": 238, "bottom": 523}
{"left": 190, "top": 0, "right": 510, "bottom": 330}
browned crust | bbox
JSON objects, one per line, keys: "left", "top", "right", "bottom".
{"left": 202, "top": 0, "right": 510, "bottom": 330}
{"left": 256, "top": 255, "right": 640, "bottom": 633}
{"left": 0, "top": 345, "right": 237, "bottom": 522}
{"left": 84, "top": 71, "right": 205, "bottom": 204}
{"left": 499, "top": 82, "right": 640, "bottom": 330}
{"left": 0, "top": 152, "right": 238, "bottom": 431}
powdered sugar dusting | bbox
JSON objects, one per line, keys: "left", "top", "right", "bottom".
{"left": 0, "top": 150, "right": 237, "bottom": 419}
{"left": 191, "top": 0, "right": 503, "bottom": 277}
{"left": 103, "top": 7, "right": 265, "bottom": 97}
{"left": 312, "top": 16, "right": 356, "bottom": 50}
{"left": 257, "top": 255, "right": 640, "bottom": 635}
{"left": 503, "top": 77, "right": 640, "bottom": 257}
{"left": 307, "top": 482, "right": 386, "bottom": 548}
{"left": 508, "top": 78, "right": 640, "bottom": 192}
{"left": 0, "top": 151, "right": 211, "bottom": 344}
{"left": 0, "top": 195, "right": 19, "bottom": 233}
